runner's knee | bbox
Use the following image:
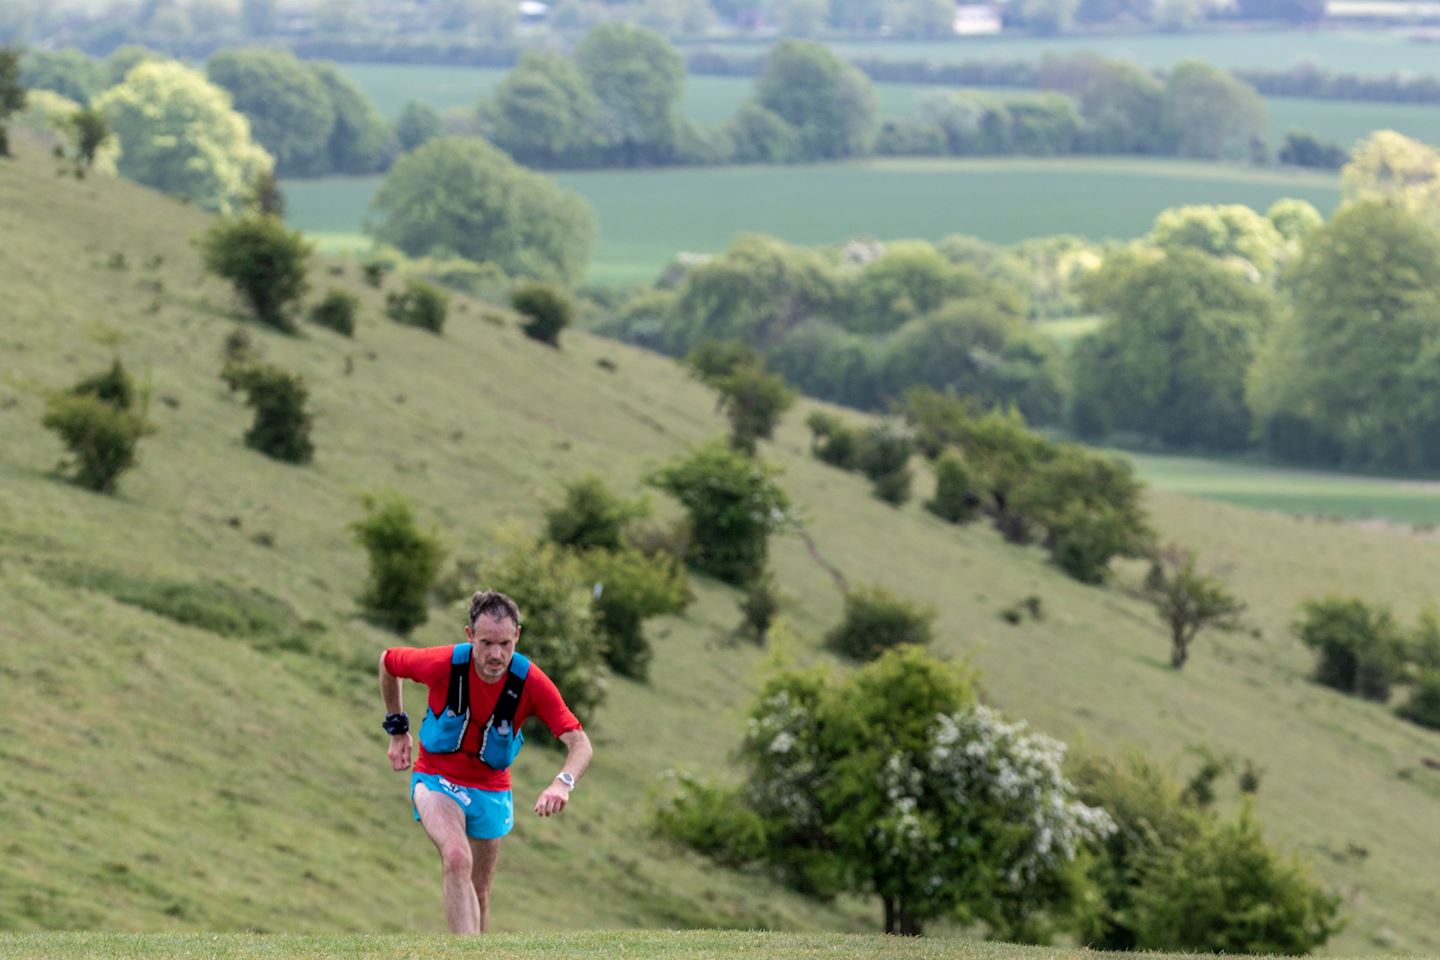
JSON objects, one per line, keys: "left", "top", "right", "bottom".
{"left": 440, "top": 842, "right": 473, "bottom": 878}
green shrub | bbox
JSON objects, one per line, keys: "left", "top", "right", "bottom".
{"left": 648, "top": 440, "right": 792, "bottom": 585}
{"left": 70, "top": 359, "right": 136, "bottom": 410}
{"left": 1397, "top": 669, "right": 1440, "bottom": 730}
{"left": 309, "top": 288, "right": 358, "bottom": 336}
{"left": 716, "top": 364, "right": 796, "bottom": 454}
{"left": 483, "top": 534, "right": 607, "bottom": 728}
{"left": 1295, "top": 596, "right": 1409, "bottom": 701}
{"left": 855, "top": 423, "right": 913, "bottom": 505}
{"left": 686, "top": 339, "right": 763, "bottom": 386}
{"left": 544, "top": 475, "right": 648, "bottom": 553}
{"left": 361, "top": 260, "right": 387, "bottom": 288}
{"left": 200, "top": 214, "right": 312, "bottom": 332}
{"left": 869, "top": 465, "right": 913, "bottom": 506}
{"left": 582, "top": 548, "right": 689, "bottom": 681}
{"left": 229, "top": 364, "right": 315, "bottom": 464}
{"left": 654, "top": 774, "right": 768, "bottom": 868}
{"left": 825, "top": 584, "right": 934, "bottom": 662}
{"left": 926, "top": 449, "right": 981, "bottom": 524}
{"left": 350, "top": 492, "right": 445, "bottom": 635}
{"left": 385, "top": 277, "right": 448, "bottom": 333}
{"left": 511, "top": 281, "right": 573, "bottom": 346}
{"left": 738, "top": 569, "right": 781, "bottom": 643}
{"left": 1131, "top": 807, "right": 1342, "bottom": 955}
{"left": 805, "top": 410, "right": 859, "bottom": 469}
{"left": 41, "top": 394, "right": 145, "bottom": 493}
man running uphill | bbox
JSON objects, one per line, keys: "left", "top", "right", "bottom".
{"left": 379, "top": 590, "right": 592, "bottom": 934}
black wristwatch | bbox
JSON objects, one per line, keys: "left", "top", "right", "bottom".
{"left": 382, "top": 712, "right": 410, "bottom": 736}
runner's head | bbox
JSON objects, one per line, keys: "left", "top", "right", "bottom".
{"left": 465, "top": 590, "right": 521, "bottom": 682}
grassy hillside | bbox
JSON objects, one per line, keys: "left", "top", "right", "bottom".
{"left": 2, "top": 142, "right": 1439, "bottom": 954}
{"left": 281, "top": 157, "right": 1340, "bottom": 284}
{"left": 0, "top": 931, "right": 1159, "bottom": 960}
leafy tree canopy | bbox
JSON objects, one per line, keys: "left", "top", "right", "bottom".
{"left": 575, "top": 22, "right": 684, "bottom": 163}
{"left": 369, "top": 136, "right": 596, "bottom": 286}
{"left": 94, "top": 61, "right": 273, "bottom": 212}
{"left": 206, "top": 48, "right": 335, "bottom": 176}
{"left": 754, "top": 39, "right": 878, "bottom": 160}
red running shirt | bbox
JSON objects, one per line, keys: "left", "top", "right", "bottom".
{"left": 383, "top": 643, "right": 582, "bottom": 790}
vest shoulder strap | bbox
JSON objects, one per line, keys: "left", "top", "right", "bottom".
{"left": 490, "top": 653, "right": 530, "bottom": 729}
{"left": 444, "top": 643, "right": 472, "bottom": 715}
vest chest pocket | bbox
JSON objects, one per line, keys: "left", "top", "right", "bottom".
{"left": 418, "top": 643, "right": 473, "bottom": 754}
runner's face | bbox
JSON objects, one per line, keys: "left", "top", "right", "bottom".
{"left": 468, "top": 614, "right": 518, "bottom": 682}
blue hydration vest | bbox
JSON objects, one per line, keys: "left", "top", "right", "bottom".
{"left": 417, "top": 643, "right": 530, "bottom": 770}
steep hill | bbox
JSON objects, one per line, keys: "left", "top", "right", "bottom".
{"left": 1, "top": 141, "right": 1438, "bottom": 952}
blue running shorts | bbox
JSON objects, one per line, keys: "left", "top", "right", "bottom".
{"left": 410, "top": 772, "right": 514, "bottom": 840}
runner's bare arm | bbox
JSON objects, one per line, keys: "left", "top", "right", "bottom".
{"left": 533, "top": 729, "right": 592, "bottom": 817}
{"left": 379, "top": 652, "right": 412, "bottom": 771}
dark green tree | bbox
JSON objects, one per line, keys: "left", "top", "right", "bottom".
{"left": 754, "top": 40, "right": 877, "bottom": 160}
{"left": 68, "top": 106, "right": 110, "bottom": 171}
{"left": 309, "top": 289, "right": 357, "bottom": 336}
{"left": 206, "top": 48, "right": 335, "bottom": 176}
{"left": 648, "top": 440, "right": 791, "bottom": 585}
{"left": 1162, "top": 60, "right": 1266, "bottom": 161}
{"left": 1142, "top": 546, "right": 1245, "bottom": 668}
{"left": 489, "top": 51, "right": 605, "bottom": 167}
{"left": 201, "top": 214, "right": 312, "bottom": 332}
{"left": 42, "top": 360, "right": 146, "bottom": 493}
{"left": 370, "top": 137, "right": 596, "bottom": 287}
{"left": 714, "top": 364, "right": 796, "bottom": 454}
{"left": 309, "top": 61, "right": 395, "bottom": 175}
{"left": 1294, "top": 596, "right": 1409, "bottom": 701}
{"left": 228, "top": 363, "right": 315, "bottom": 464}
{"left": 511, "top": 281, "right": 573, "bottom": 346}
{"left": 351, "top": 492, "right": 444, "bottom": 635}
{"left": 393, "top": 99, "right": 443, "bottom": 154}
{"left": 575, "top": 23, "right": 684, "bottom": 165}
{"left": 1070, "top": 247, "right": 1278, "bottom": 450}
{"left": 926, "top": 449, "right": 981, "bottom": 524}
{"left": 581, "top": 547, "right": 689, "bottom": 680}
{"left": 544, "top": 475, "right": 649, "bottom": 553}
{"left": 0, "top": 45, "right": 25, "bottom": 158}
{"left": 20, "top": 49, "right": 105, "bottom": 104}
{"left": 1251, "top": 202, "right": 1440, "bottom": 469}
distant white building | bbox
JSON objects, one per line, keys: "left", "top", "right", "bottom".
{"left": 518, "top": 0, "right": 550, "bottom": 21}
{"left": 953, "top": 3, "right": 1003, "bottom": 33}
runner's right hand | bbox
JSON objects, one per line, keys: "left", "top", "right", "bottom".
{"left": 387, "top": 733, "right": 413, "bottom": 771}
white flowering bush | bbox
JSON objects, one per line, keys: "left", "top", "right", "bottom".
{"left": 658, "top": 646, "right": 1112, "bottom": 937}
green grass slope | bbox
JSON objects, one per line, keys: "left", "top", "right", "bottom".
{"left": 0, "top": 931, "right": 1162, "bottom": 960}
{"left": 1, "top": 142, "right": 1438, "bottom": 953}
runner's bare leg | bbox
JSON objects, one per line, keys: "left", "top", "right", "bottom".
{"left": 470, "top": 837, "right": 501, "bottom": 933}
{"left": 413, "top": 784, "right": 481, "bottom": 934}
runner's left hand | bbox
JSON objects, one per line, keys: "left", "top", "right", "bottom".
{"left": 534, "top": 783, "right": 570, "bottom": 817}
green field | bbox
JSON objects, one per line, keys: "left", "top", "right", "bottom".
{"left": 335, "top": 62, "right": 1440, "bottom": 151}
{"left": 282, "top": 157, "right": 1340, "bottom": 285}
{"left": 704, "top": 28, "right": 1440, "bottom": 73}
{"left": 5, "top": 141, "right": 1440, "bottom": 953}
{"left": 1124, "top": 452, "right": 1440, "bottom": 525}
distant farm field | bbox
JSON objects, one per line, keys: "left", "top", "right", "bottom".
{"left": 1123, "top": 452, "right": 1440, "bottom": 525}
{"left": 336, "top": 63, "right": 1440, "bottom": 150}
{"left": 282, "top": 157, "right": 1339, "bottom": 285}
{"left": 704, "top": 27, "right": 1440, "bottom": 72}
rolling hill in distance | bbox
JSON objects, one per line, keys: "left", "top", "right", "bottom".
{"left": 2, "top": 140, "right": 1439, "bottom": 954}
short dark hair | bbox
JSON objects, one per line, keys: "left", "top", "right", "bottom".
{"left": 468, "top": 590, "right": 521, "bottom": 628}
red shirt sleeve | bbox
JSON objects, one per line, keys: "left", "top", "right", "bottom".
{"left": 521, "top": 664, "right": 583, "bottom": 737}
{"left": 383, "top": 645, "right": 452, "bottom": 687}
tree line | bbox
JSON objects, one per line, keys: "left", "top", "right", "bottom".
{"left": 17, "top": 36, "right": 1355, "bottom": 179}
